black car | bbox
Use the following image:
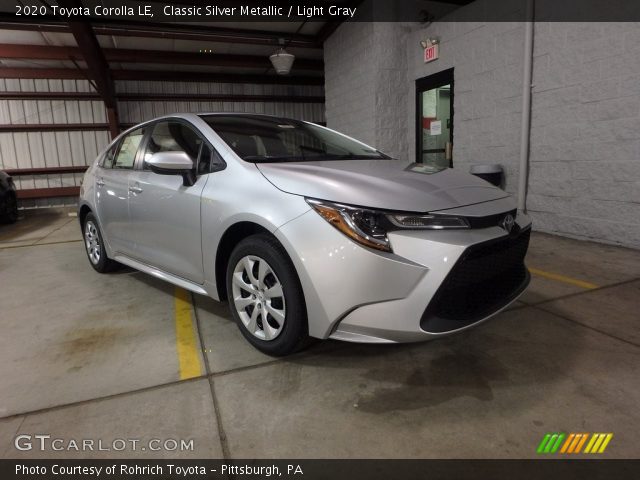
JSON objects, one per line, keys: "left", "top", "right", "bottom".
{"left": 0, "top": 171, "right": 18, "bottom": 224}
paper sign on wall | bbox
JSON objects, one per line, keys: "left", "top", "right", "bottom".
{"left": 430, "top": 120, "right": 442, "bottom": 136}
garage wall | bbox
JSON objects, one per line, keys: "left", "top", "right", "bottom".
{"left": 527, "top": 22, "right": 640, "bottom": 247}
{"left": 325, "top": 22, "right": 409, "bottom": 159}
{"left": 325, "top": 13, "right": 640, "bottom": 248}
{"left": 324, "top": 22, "right": 377, "bottom": 146}
{"left": 406, "top": 21, "right": 526, "bottom": 198}
{"left": 0, "top": 78, "right": 109, "bottom": 208}
{"left": 0, "top": 78, "right": 325, "bottom": 208}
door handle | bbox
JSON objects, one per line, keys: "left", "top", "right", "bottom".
{"left": 96, "top": 178, "right": 105, "bottom": 187}
{"left": 445, "top": 142, "right": 453, "bottom": 161}
{"left": 445, "top": 142, "right": 453, "bottom": 167}
{"left": 129, "top": 186, "right": 143, "bottom": 194}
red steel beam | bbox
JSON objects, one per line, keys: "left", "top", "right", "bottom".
{"left": 110, "top": 69, "right": 324, "bottom": 85}
{"left": 0, "top": 67, "right": 90, "bottom": 80}
{"left": 5, "top": 166, "right": 88, "bottom": 176}
{"left": 16, "top": 186, "right": 80, "bottom": 200}
{"left": 117, "top": 93, "right": 325, "bottom": 103}
{"left": 0, "top": 92, "right": 325, "bottom": 103}
{"left": 0, "top": 123, "right": 109, "bottom": 132}
{"left": 0, "top": 67, "right": 324, "bottom": 85}
{"left": 0, "top": 92, "right": 101, "bottom": 100}
{"left": 0, "top": 21, "right": 321, "bottom": 49}
{"left": 0, "top": 44, "right": 324, "bottom": 70}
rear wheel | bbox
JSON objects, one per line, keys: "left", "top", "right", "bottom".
{"left": 83, "top": 213, "right": 118, "bottom": 273}
{"left": 226, "top": 234, "right": 308, "bottom": 356}
{"left": 0, "top": 193, "right": 17, "bottom": 224}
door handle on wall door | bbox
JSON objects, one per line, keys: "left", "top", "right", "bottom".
{"left": 445, "top": 142, "right": 453, "bottom": 161}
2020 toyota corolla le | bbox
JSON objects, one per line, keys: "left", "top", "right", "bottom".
{"left": 79, "top": 113, "right": 531, "bottom": 356}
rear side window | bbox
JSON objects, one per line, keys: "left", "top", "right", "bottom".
{"left": 113, "top": 127, "right": 145, "bottom": 169}
{"left": 99, "top": 143, "right": 119, "bottom": 169}
{"left": 101, "top": 127, "right": 146, "bottom": 169}
{"left": 143, "top": 121, "right": 202, "bottom": 169}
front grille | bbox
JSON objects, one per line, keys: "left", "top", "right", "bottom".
{"left": 465, "top": 209, "right": 517, "bottom": 229}
{"left": 421, "top": 227, "right": 531, "bottom": 333}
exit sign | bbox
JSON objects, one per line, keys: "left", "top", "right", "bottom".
{"left": 424, "top": 44, "right": 439, "bottom": 63}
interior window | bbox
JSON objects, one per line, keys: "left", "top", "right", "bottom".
{"left": 201, "top": 115, "right": 389, "bottom": 162}
{"left": 113, "top": 127, "right": 145, "bottom": 169}
{"left": 144, "top": 121, "right": 202, "bottom": 169}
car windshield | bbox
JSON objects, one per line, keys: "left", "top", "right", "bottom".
{"left": 200, "top": 115, "right": 390, "bottom": 162}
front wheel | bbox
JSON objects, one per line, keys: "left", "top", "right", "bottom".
{"left": 83, "top": 213, "right": 118, "bottom": 273}
{"left": 226, "top": 234, "right": 308, "bottom": 356}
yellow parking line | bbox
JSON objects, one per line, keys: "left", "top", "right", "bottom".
{"left": 529, "top": 267, "right": 599, "bottom": 290}
{"left": 174, "top": 287, "right": 204, "bottom": 380}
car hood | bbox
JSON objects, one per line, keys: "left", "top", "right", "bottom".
{"left": 256, "top": 159, "right": 509, "bottom": 212}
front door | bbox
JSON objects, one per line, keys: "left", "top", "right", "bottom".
{"left": 416, "top": 68, "right": 454, "bottom": 168}
{"left": 128, "top": 120, "right": 208, "bottom": 283}
{"left": 95, "top": 126, "right": 146, "bottom": 256}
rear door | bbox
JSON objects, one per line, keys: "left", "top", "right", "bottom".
{"left": 127, "top": 120, "right": 215, "bottom": 283}
{"left": 94, "top": 126, "right": 146, "bottom": 256}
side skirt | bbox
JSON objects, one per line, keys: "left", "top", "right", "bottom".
{"left": 113, "top": 254, "right": 209, "bottom": 296}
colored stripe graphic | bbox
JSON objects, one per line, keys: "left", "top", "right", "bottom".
{"left": 551, "top": 433, "right": 565, "bottom": 453}
{"left": 585, "top": 433, "right": 614, "bottom": 454}
{"left": 560, "top": 434, "right": 575, "bottom": 453}
{"left": 537, "top": 433, "right": 565, "bottom": 453}
{"left": 574, "top": 433, "right": 589, "bottom": 453}
{"left": 537, "top": 434, "right": 551, "bottom": 453}
{"left": 540, "top": 433, "right": 613, "bottom": 454}
{"left": 597, "top": 434, "right": 613, "bottom": 453}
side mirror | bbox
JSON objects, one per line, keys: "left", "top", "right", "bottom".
{"left": 147, "top": 151, "right": 196, "bottom": 186}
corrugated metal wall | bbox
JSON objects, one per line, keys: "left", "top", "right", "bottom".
{"left": 0, "top": 78, "right": 325, "bottom": 208}
{"left": 0, "top": 78, "right": 108, "bottom": 208}
{"left": 117, "top": 81, "right": 325, "bottom": 124}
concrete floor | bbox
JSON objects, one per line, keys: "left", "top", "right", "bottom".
{"left": 0, "top": 209, "right": 638, "bottom": 459}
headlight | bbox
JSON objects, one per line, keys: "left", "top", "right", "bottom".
{"left": 306, "top": 198, "right": 392, "bottom": 252}
{"left": 306, "top": 199, "right": 470, "bottom": 253}
{"left": 388, "top": 214, "right": 469, "bottom": 230}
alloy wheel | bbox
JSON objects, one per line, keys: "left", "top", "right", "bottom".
{"left": 231, "top": 255, "right": 286, "bottom": 341}
{"left": 84, "top": 220, "right": 101, "bottom": 265}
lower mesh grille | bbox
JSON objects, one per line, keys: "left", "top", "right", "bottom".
{"left": 421, "top": 227, "right": 531, "bottom": 333}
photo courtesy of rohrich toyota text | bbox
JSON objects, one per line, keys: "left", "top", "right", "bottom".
{"left": 0, "top": 0, "right": 639, "bottom": 479}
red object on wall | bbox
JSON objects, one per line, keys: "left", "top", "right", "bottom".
{"left": 422, "top": 117, "right": 436, "bottom": 130}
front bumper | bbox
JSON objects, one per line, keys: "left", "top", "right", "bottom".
{"left": 274, "top": 204, "right": 531, "bottom": 343}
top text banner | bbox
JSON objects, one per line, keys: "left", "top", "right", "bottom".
{"left": 2, "top": 0, "right": 640, "bottom": 22}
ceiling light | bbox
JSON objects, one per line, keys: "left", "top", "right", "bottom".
{"left": 270, "top": 47, "right": 295, "bottom": 75}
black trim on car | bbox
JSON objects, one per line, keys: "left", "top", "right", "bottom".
{"left": 420, "top": 226, "right": 531, "bottom": 333}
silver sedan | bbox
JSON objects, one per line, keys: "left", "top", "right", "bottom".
{"left": 79, "top": 113, "right": 531, "bottom": 355}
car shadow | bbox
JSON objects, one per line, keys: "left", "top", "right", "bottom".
{"left": 282, "top": 308, "right": 588, "bottom": 416}
{"left": 124, "top": 270, "right": 588, "bottom": 418}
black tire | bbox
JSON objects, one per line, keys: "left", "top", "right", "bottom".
{"left": 0, "top": 192, "right": 18, "bottom": 224}
{"left": 226, "top": 233, "right": 308, "bottom": 356}
{"left": 82, "top": 212, "right": 118, "bottom": 273}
